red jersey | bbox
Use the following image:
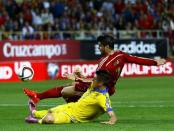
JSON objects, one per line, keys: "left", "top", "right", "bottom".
{"left": 97, "top": 50, "right": 157, "bottom": 91}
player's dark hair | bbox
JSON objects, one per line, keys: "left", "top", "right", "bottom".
{"left": 97, "top": 35, "right": 115, "bottom": 49}
{"left": 96, "top": 70, "right": 112, "bottom": 86}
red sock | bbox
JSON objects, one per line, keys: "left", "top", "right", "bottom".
{"left": 37, "top": 86, "right": 64, "bottom": 100}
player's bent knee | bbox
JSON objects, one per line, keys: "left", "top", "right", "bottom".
{"left": 61, "top": 86, "right": 75, "bottom": 97}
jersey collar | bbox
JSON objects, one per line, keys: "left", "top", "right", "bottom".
{"left": 94, "top": 87, "right": 108, "bottom": 94}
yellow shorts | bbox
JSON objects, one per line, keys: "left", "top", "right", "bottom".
{"left": 50, "top": 103, "right": 75, "bottom": 124}
{"left": 51, "top": 112, "right": 71, "bottom": 124}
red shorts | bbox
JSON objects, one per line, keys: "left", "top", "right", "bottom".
{"left": 74, "top": 79, "right": 116, "bottom": 96}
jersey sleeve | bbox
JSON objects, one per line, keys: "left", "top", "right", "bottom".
{"left": 123, "top": 52, "right": 157, "bottom": 66}
{"left": 98, "top": 94, "right": 112, "bottom": 112}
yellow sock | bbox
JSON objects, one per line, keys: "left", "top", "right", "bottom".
{"left": 38, "top": 119, "right": 42, "bottom": 124}
{"left": 33, "top": 110, "right": 48, "bottom": 119}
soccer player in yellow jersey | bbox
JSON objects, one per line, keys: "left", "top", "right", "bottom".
{"left": 25, "top": 70, "right": 117, "bottom": 125}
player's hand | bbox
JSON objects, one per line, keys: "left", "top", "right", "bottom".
{"left": 73, "top": 68, "right": 81, "bottom": 73}
{"left": 63, "top": 73, "right": 76, "bottom": 80}
{"left": 73, "top": 68, "right": 84, "bottom": 77}
{"left": 156, "top": 59, "right": 166, "bottom": 66}
{"left": 101, "top": 121, "right": 115, "bottom": 125}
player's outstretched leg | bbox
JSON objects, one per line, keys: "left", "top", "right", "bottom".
{"left": 23, "top": 86, "right": 64, "bottom": 104}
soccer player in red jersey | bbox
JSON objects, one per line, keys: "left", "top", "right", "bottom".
{"left": 24, "top": 35, "right": 166, "bottom": 104}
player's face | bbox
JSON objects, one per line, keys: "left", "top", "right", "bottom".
{"left": 92, "top": 76, "right": 104, "bottom": 87}
{"left": 98, "top": 43, "right": 106, "bottom": 55}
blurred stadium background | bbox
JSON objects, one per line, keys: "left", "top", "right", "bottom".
{"left": 0, "top": 0, "right": 174, "bottom": 130}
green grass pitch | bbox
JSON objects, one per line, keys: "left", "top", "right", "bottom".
{"left": 0, "top": 76, "right": 174, "bottom": 131}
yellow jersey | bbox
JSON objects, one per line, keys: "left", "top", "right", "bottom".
{"left": 68, "top": 86, "right": 112, "bottom": 122}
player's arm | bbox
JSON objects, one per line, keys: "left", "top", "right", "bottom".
{"left": 63, "top": 73, "right": 92, "bottom": 83}
{"left": 63, "top": 73, "right": 76, "bottom": 80}
{"left": 63, "top": 68, "right": 93, "bottom": 82}
{"left": 73, "top": 68, "right": 93, "bottom": 83}
{"left": 63, "top": 73, "right": 85, "bottom": 81}
{"left": 101, "top": 111, "right": 117, "bottom": 125}
{"left": 123, "top": 52, "right": 166, "bottom": 66}
{"left": 98, "top": 95, "right": 117, "bottom": 125}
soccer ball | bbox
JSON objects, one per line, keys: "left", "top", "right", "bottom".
{"left": 17, "top": 66, "right": 34, "bottom": 81}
